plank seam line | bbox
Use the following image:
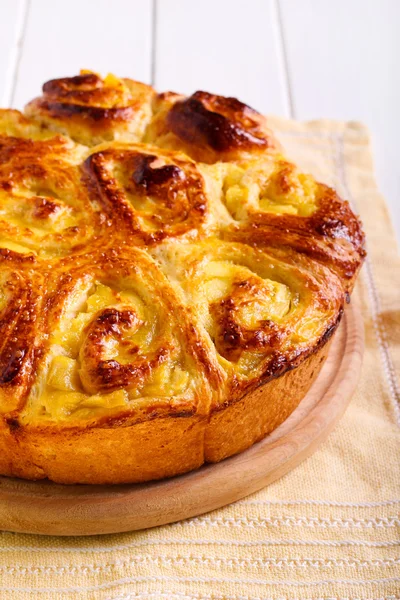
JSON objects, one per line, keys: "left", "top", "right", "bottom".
{"left": 151, "top": 0, "right": 158, "bottom": 86}
{"left": 272, "top": 0, "right": 295, "bottom": 118}
{"left": 8, "top": 0, "right": 31, "bottom": 107}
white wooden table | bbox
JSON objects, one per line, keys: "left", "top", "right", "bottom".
{"left": 1, "top": 0, "right": 399, "bottom": 243}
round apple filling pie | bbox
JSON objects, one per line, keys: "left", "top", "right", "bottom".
{"left": 0, "top": 72, "right": 364, "bottom": 483}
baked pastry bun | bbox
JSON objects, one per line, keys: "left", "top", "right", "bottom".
{"left": 25, "top": 72, "right": 155, "bottom": 146}
{"left": 218, "top": 157, "right": 364, "bottom": 289}
{"left": 0, "top": 71, "right": 365, "bottom": 484}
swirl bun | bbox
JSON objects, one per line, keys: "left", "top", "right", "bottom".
{"left": 219, "top": 156, "right": 365, "bottom": 288}
{"left": 0, "top": 72, "right": 364, "bottom": 484}
{"left": 21, "top": 249, "right": 217, "bottom": 427}
{"left": 0, "top": 134, "right": 102, "bottom": 256}
{"left": 0, "top": 257, "right": 43, "bottom": 414}
{"left": 145, "top": 91, "right": 280, "bottom": 163}
{"left": 25, "top": 71, "right": 155, "bottom": 146}
{"left": 84, "top": 144, "right": 215, "bottom": 245}
{"left": 154, "top": 240, "right": 343, "bottom": 400}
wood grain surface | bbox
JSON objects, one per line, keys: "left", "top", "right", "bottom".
{"left": 0, "top": 301, "right": 364, "bottom": 536}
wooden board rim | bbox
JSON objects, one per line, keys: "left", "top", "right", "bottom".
{"left": 0, "top": 301, "right": 364, "bottom": 536}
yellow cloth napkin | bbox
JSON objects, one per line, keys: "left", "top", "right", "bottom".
{"left": 1, "top": 118, "right": 399, "bottom": 600}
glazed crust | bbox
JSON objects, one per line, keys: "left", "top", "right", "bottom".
{"left": 0, "top": 71, "right": 365, "bottom": 484}
{"left": 25, "top": 73, "right": 155, "bottom": 146}
{"left": 205, "top": 339, "right": 331, "bottom": 463}
{"left": 0, "top": 342, "right": 329, "bottom": 484}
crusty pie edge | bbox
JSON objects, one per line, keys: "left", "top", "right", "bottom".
{"left": 0, "top": 339, "right": 330, "bottom": 484}
{"left": 0, "top": 71, "right": 364, "bottom": 484}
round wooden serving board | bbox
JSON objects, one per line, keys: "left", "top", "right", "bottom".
{"left": 0, "top": 302, "right": 364, "bottom": 536}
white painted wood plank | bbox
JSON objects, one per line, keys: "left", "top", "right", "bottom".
{"left": 0, "top": 0, "right": 26, "bottom": 105}
{"left": 12, "top": 0, "right": 153, "bottom": 109}
{"left": 279, "top": 0, "right": 400, "bottom": 243}
{"left": 154, "top": 0, "right": 290, "bottom": 115}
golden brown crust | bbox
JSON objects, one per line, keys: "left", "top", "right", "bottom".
{"left": 151, "top": 239, "right": 344, "bottom": 407}
{"left": 145, "top": 91, "right": 281, "bottom": 163}
{"left": 0, "top": 134, "right": 104, "bottom": 257}
{"left": 83, "top": 143, "right": 215, "bottom": 245}
{"left": 0, "top": 342, "right": 328, "bottom": 484}
{"left": 0, "top": 71, "right": 366, "bottom": 484}
{"left": 0, "top": 258, "right": 44, "bottom": 414}
{"left": 217, "top": 158, "right": 365, "bottom": 289}
{"left": 205, "top": 340, "right": 331, "bottom": 463}
{"left": 25, "top": 71, "right": 155, "bottom": 146}
{"left": 0, "top": 412, "right": 206, "bottom": 484}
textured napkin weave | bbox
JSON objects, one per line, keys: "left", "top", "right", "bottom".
{"left": 1, "top": 118, "right": 399, "bottom": 600}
